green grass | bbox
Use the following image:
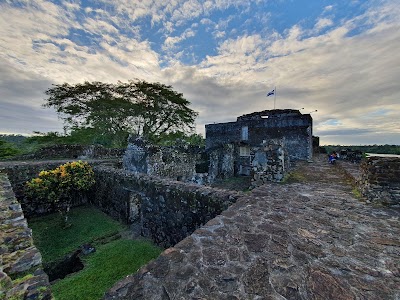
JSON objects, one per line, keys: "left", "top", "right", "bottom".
{"left": 28, "top": 206, "right": 123, "bottom": 263}
{"left": 29, "top": 205, "right": 163, "bottom": 300}
{"left": 51, "top": 239, "right": 162, "bottom": 300}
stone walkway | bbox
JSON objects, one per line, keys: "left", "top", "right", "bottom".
{"left": 105, "top": 155, "right": 400, "bottom": 300}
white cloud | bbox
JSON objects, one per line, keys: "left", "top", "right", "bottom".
{"left": 323, "top": 5, "right": 334, "bottom": 13}
{"left": 314, "top": 18, "right": 333, "bottom": 31}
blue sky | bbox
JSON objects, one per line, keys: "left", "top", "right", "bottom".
{"left": 0, "top": 0, "right": 399, "bottom": 145}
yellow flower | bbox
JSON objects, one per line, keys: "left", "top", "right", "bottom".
{"left": 33, "top": 178, "right": 43, "bottom": 184}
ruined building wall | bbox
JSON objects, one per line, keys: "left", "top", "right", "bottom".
{"left": 359, "top": 156, "right": 400, "bottom": 205}
{"left": 91, "top": 166, "right": 241, "bottom": 248}
{"left": 0, "top": 172, "right": 52, "bottom": 300}
{"left": 207, "top": 140, "right": 289, "bottom": 186}
{"left": 123, "top": 138, "right": 199, "bottom": 182}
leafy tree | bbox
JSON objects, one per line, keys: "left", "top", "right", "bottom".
{"left": 44, "top": 80, "right": 198, "bottom": 145}
{"left": 25, "top": 161, "right": 95, "bottom": 228}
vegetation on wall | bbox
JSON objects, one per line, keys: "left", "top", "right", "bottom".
{"left": 25, "top": 161, "right": 95, "bottom": 227}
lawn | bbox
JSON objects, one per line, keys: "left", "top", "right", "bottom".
{"left": 28, "top": 206, "right": 123, "bottom": 263}
{"left": 51, "top": 239, "right": 162, "bottom": 300}
{"left": 28, "top": 205, "right": 163, "bottom": 300}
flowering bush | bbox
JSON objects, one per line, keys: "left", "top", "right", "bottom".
{"left": 26, "top": 161, "right": 95, "bottom": 226}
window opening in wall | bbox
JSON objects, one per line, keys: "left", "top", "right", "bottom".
{"left": 240, "top": 146, "right": 251, "bottom": 157}
{"left": 241, "top": 126, "right": 248, "bottom": 140}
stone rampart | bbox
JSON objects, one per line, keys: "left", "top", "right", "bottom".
{"left": 91, "top": 166, "right": 241, "bottom": 247}
{"left": 0, "top": 172, "right": 51, "bottom": 300}
{"left": 359, "top": 156, "right": 400, "bottom": 205}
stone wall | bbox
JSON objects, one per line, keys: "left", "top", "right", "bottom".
{"left": 91, "top": 166, "right": 241, "bottom": 248}
{"left": 359, "top": 156, "right": 400, "bottom": 205}
{"left": 0, "top": 172, "right": 51, "bottom": 300}
{"left": 14, "top": 144, "right": 124, "bottom": 160}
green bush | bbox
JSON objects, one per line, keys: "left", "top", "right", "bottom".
{"left": 25, "top": 161, "right": 95, "bottom": 227}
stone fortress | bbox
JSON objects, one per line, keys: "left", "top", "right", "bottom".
{"left": 0, "top": 109, "right": 399, "bottom": 299}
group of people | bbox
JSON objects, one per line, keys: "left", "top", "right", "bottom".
{"left": 328, "top": 151, "right": 338, "bottom": 164}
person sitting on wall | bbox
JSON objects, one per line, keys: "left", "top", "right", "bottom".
{"left": 328, "top": 151, "right": 337, "bottom": 164}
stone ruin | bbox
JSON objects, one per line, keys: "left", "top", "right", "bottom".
{"left": 207, "top": 139, "right": 289, "bottom": 188}
{"left": 122, "top": 135, "right": 208, "bottom": 184}
{"left": 123, "top": 135, "right": 291, "bottom": 188}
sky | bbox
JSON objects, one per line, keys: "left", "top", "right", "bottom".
{"left": 0, "top": 0, "right": 399, "bottom": 145}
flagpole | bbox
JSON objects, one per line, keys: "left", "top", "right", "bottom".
{"left": 274, "top": 86, "right": 276, "bottom": 109}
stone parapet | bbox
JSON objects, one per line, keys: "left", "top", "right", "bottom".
{"left": 0, "top": 172, "right": 52, "bottom": 300}
{"left": 359, "top": 156, "right": 400, "bottom": 205}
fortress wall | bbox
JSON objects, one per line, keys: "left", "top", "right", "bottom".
{"left": 0, "top": 172, "right": 52, "bottom": 300}
{"left": 1, "top": 161, "right": 241, "bottom": 249}
{"left": 359, "top": 156, "right": 400, "bottom": 205}
{"left": 91, "top": 166, "right": 241, "bottom": 248}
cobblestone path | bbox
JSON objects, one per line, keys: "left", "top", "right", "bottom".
{"left": 107, "top": 155, "right": 400, "bottom": 299}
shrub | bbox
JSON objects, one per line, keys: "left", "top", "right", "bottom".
{"left": 25, "top": 161, "right": 95, "bottom": 227}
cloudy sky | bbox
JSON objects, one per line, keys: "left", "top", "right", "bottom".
{"left": 0, "top": 0, "right": 399, "bottom": 145}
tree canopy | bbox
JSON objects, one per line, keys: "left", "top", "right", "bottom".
{"left": 44, "top": 80, "right": 198, "bottom": 146}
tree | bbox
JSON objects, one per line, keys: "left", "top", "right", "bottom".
{"left": 44, "top": 80, "right": 198, "bottom": 145}
{"left": 25, "top": 161, "right": 95, "bottom": 228}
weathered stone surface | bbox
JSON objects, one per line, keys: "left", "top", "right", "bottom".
{"left": 104, "top": 155, "right": 400, "bottom": 300}
{"left": 91, "top": 166, "right": 242, "bottom": 248}
{"left": 0, "top": 172, "right": 52, "bottom": 300}
{"left": 358, "top": 156, "right": 400, "bottom": 205}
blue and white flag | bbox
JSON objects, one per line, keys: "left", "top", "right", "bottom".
{"left": 267, "top": 89, "right": 275, "bottom": 97}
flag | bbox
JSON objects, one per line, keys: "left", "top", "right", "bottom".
{"left": 267, "top": 89, "right": 274, "bottom": 97}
